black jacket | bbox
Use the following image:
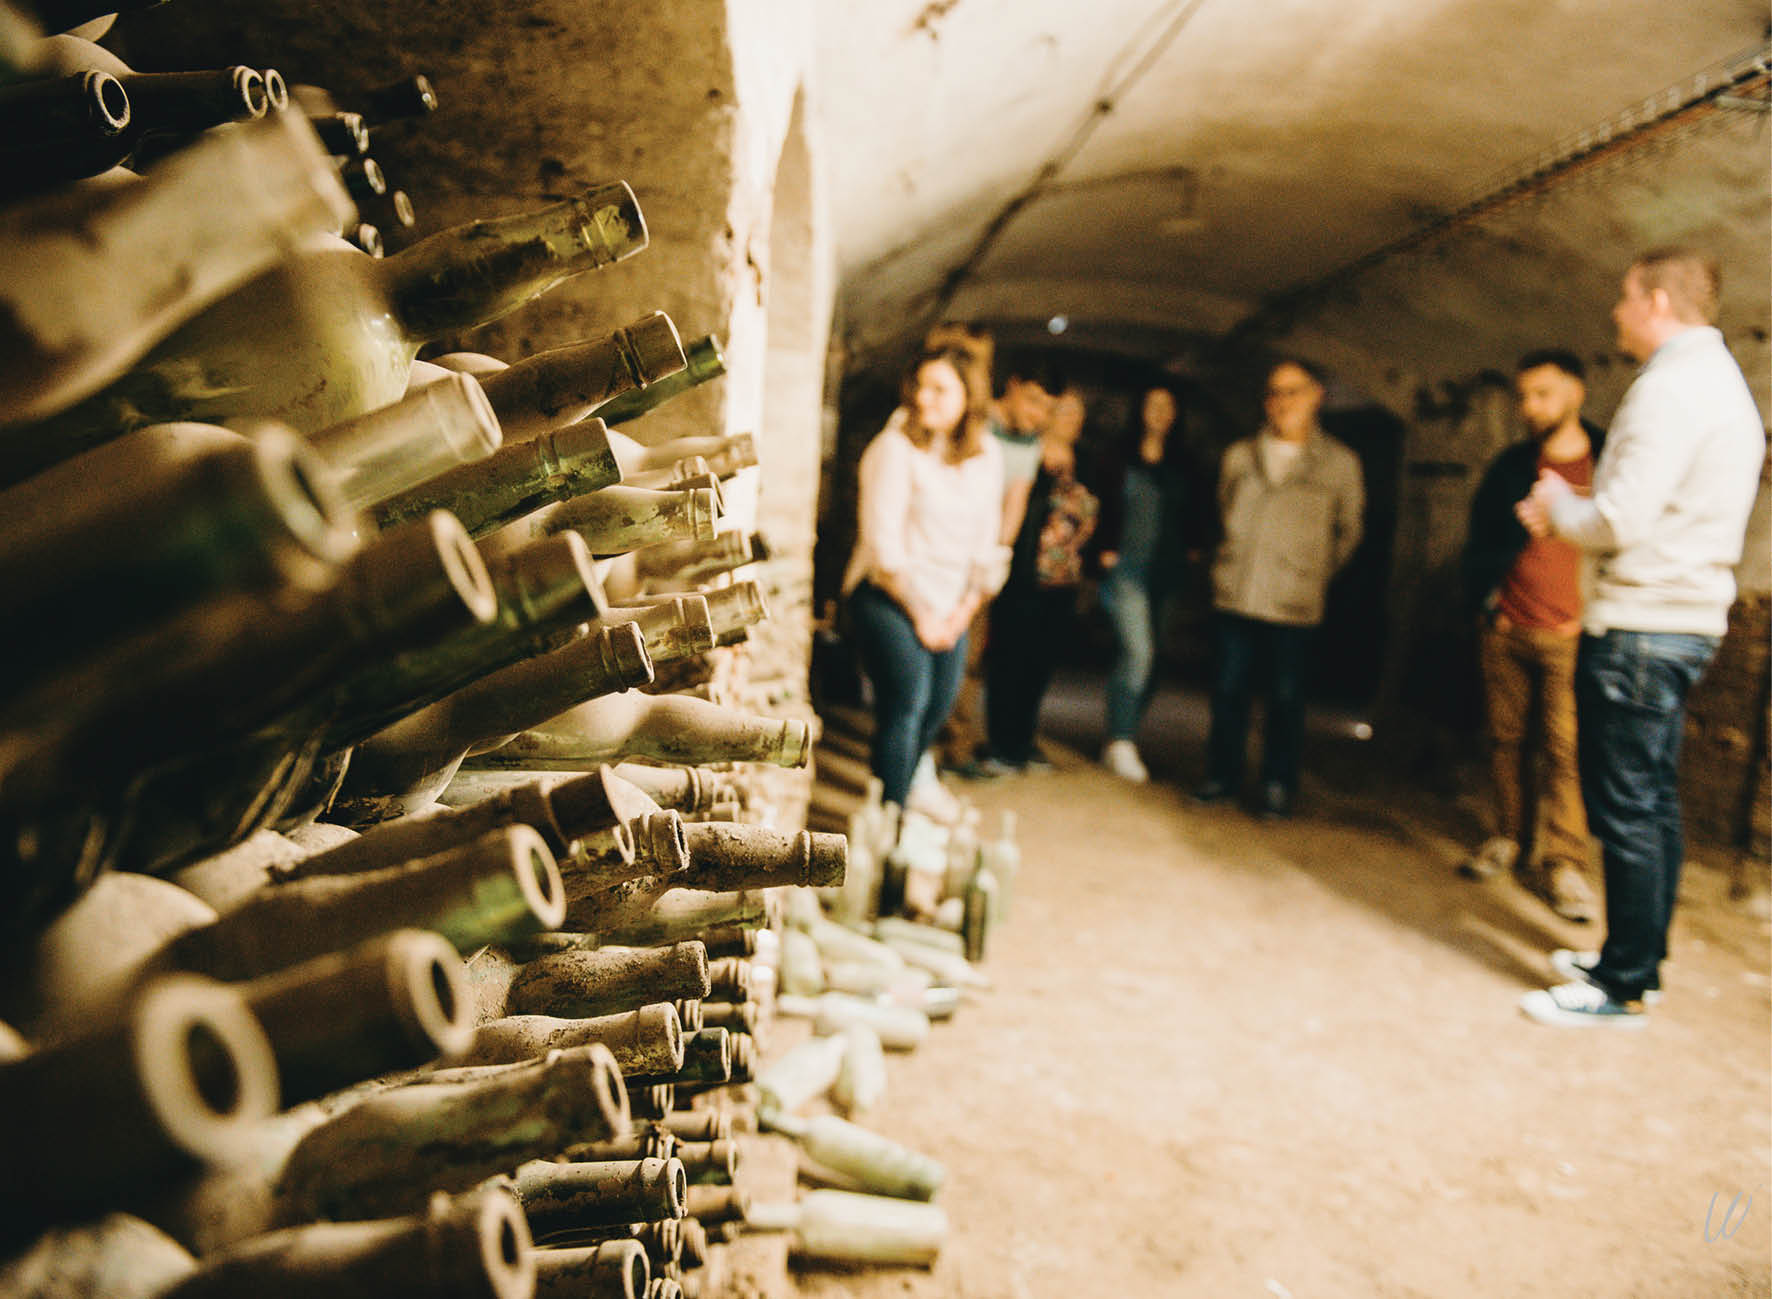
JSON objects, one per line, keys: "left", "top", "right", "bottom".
{"left": 1461, "top": 419, "right": 1606, "bottom": 619}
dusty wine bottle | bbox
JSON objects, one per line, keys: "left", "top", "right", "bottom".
{"left": 590, "top": 335, "right": 725, "bottom": 427}
{"left": 471, "top": 313, "right": 687, "bottom": 443}
{"left": 151, "top": 825, "right": 564, "bottom": 982}
{"left": 626, "top": 1027, "right": 729, "bottom": 1087}
{"left": 273, "top": 1043, "right": 629, "bottom": 1223}
{"left": 237, "top": 928, "right": 475, "bottom": 1104}
{"left": 320, "top": 531, "right": 606, "bottom": 750}
{"left": 607, "top": 428, "right": 757, "bottom": 481}
{"left": 307, "top": 109, "right": 369, "bottom": 156}
{"left": 489, "top": 483, "right": 720, "bottom": 561}
{"left": 632, "top": 531, "right": 754, "bottom": 587}
{"left": 0, "top": 973, "right": 280, "bottom": 1240}
{"left": 463, "top": 1002, "right": 683, "bottom": 1075}
{"left": 0, "top": 421, "right": 357, "bottom": 686}
{"left": 591, "top": 889, "right": 772, "bottom": 949}
{"left": 533, "top": 1237, "right": 648, "bottom": 1299}
{"left": 307, "top": 370, "right": 502, "bottom": 509}
{"left": 502, "top": 942, "right": 711, "bottom": 1020}
{"left": 0, "top": 67, "right": 131, "bottom": 191}
{"left": 326, "top": 620, "right": 653, "bottom": 824}
{"left": 469, "top": 693, "right": 811, "bottom": 770}
{"left": 701, "top": 581, "right": 768, "bottom": 646}
{"left": 745, "top": 1190, "right": 945, "bottom": 1267}
{"left": 513, "top": 1156, "right": 687, "bottom": 1233}
{"left": 603, "top": 595, "right": 717, "bottom": 664}
{"left": 289, "top": 73, "right": 439, "bottom": 127}
{"left": 660, "top": 1110, "right": 732, "bottom": 1143}
{"left": 152, "top": 1183, "right": 534, "bottom": 1299}
{"left": 370, "top": 417, "right": 621, "bottom": 537}
{"left": 0, "top": 108, "right": 351, "bottom": 442}
{"left": 763, "top": 1111, "right": 944, "bottom": 1201}
{"left": 675, "top": 1139, "right": 739, "bottom": 1186}
{"left": 23, "top": 181, "right": 648, "bottom": 463}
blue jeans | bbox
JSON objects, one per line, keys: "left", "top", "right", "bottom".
{"left": 1205, "top": 611, "right": 1315, "bottom": 793}
{"left": 848, "top": 582, "right": 969, "bottom": 807}
{"left": 1100, "top": 568, "right": 1163, "bottom": 742}
{"left": 1577, "top": 629, "right": 1718, "bottom": 1001}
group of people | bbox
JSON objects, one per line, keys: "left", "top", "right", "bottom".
{"left": 839, "top": 244, "right": 1764, "bottom": 1030}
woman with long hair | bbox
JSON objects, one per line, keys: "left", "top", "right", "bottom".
{"left": 1096, "top": 382, "right": 1199, "bottom": 783}
{"left": 841, "top": 347, "right": 1006, "bottom": 815}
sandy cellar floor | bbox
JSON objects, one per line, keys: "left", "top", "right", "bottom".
{"left": 784, "top": 685, "right": 1772, "bottom": 1299}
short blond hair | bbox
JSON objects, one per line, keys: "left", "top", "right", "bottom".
{"left": 1633, "top": 247, "right": 1720, "bottom": 324}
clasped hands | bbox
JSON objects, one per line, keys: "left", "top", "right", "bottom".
{"left": 1514, "top": 467, "right": 1572, "bottom": 538}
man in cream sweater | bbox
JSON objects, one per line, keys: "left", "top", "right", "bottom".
{"left": 1516, "top": 247, "right": 1766, "bottom": 1028}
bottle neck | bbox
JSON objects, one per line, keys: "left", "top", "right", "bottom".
{"left": 380, "top": 183, "right": 646, "bottom": 342}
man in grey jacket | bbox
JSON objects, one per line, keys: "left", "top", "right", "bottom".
{"left": 1198, "top": 358, "right": 1365, "bottom": 817}
{"left": 1517, "top": 247, "right": 1765, "bottom": 1028}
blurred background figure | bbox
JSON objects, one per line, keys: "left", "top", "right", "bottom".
{"left": 1199, "top": 359, "right": 1365, "bottom": 818}
{"left": 1093, "top": 381, "right": 1200, "bottom": 784}
{"left": 841, "top": 345, "right": 1005, "bottom": 822}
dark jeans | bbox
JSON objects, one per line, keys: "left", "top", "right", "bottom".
{"left": 1205, "top": 611, "right": 1315, "bottom": 794}
{"left": 1100, "top": 567, "right": 1173, "bottom": 742}
{"left": 1577, "top": 629, "right": 1718, "bottom": 1001}
{"left": 848, "top": 582, "right": 969, "bottom": 807}
{"left": 983, "top": 583, "right": 1074, "bottom": 766}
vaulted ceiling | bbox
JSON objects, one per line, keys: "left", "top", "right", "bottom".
{"left": 816, "top": 0, "right": 1771, "bottom": 403}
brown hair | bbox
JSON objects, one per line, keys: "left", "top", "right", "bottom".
{"left": 900, "top": 347, "right": 991, "bottom": 464}
{"left": 1633, "top": 246, "right": 1720, "bottom": 324}
{"left": 924, "top": 320, "right": 994, "bottom": 384}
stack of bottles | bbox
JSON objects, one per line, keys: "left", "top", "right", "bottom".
{"left": 0, "top": 5, "right": 833, "bottom": 1296}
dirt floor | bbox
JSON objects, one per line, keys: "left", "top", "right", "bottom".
{"left": 787, "top": 677, "right": 1772, "bottom": 1299}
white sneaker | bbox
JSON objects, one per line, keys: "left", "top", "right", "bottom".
{"left": 1102, "top": 740, "right": 1149, "bottom": 784}
{"left": 1549, "top": 948, "right": 1662, "bottom": 1005}
{"left": 906, "top": 753, "right": 964, "bottom": 824}
{"left": 1520, "top": 979, "right": 1647, "bottom": 1028}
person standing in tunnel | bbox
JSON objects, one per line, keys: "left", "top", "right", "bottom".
{"left": 969, "top": 388, "right": 1098, "bottom": 776}
{"left": 841, "top": 345, "right": 1006, "bottom": 820}
{"left": 1516, "top": 247, "right": 1765, "bottom": 1029}
{"left": 1459, "top": 350, "right": 1604, "bottom": 923}
{"left": 1197, "top": 358, "right": 1365, "bottom": 818}
{"left": 1094, "top": 381, "right": 1206, "bottom": 784}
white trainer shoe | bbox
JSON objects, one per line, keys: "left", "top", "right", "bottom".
{"left": 1550, "top": 948, "right": 1662, "bottom": 1005}
{"left": 1102, "top": 740, "right": 1149, "bottom": 784}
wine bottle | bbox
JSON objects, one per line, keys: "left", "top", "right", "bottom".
{"left": 237, "top": 928, "right": 475, "bottom": 1104}
{"left": 489, "top": 483, "right": 721, "bottom": 561}
{"left": 513, "top": 1156, "right": 687, "bottom": 1233}
{"left": 307, "top": 109, "right": 369, "bottom": 156}
{"left": 0, "top": 421, "right": 357, "bottom": 688}
{"left": 607, "top": 427, "right": 756, "bottom": 481}
{"left": 360, "top": 186, "right": 416, "bottom": 239}
{"left": 320, "top": 531, "right": 606, "bottom": 751}
{"left": 699, "top": 1000, "right": 758, "bottom": 1035}
{"left": 370, "top": 418, "right": 620, "bottom": 538}
{"left": 502, "top": 942, "right": 711, "bottom": 1020}
{"left": 273, "top": 1043, "right": 629, "bottom": 1223}
{"left": 673, "top": 998, "right": 703, "bottom": 1033}
{"left": 704, "top": 956, "right": 752, "bottom": 1003}
{"left": 0, "top": 511, "right": 498, "bottom": 913}
{"left": 0, "top": 973, "right": 279, "bottom": 1242}
{"left": 674, "top": 1138, "right": 739, "bottom": 1186}
{"left": 19, "top": 181, "right": 648, "bottom": 471}
{"left": 0, "top": 1213, "right": 197, "bottom": 1299}
{"left": 604, "top": 594, "right": 716, "bottom": 664}
{"left": 308, "top": 370, "right": 502, "bottom": 509}
{"left": 0, "top": 108, "right": 351, "bottom": 441}
{"left": 435, "top": 760, "right": 734, "bottom": 818}
{"left": 327, "top": 620, "right": 653, "bottom": 824}
{"left": 590, "top": 334, "right": 724, "bottom": 427}
{"left": 644, "top": 1276, "right": 684, "bottom": 1299}
{"left": 277, "top": 763, "right": 655, "bottom": 882}
{"left": 681, "top": 1186, "right": 748, "bottom": 1227}
{"left": 624, "top": 1082, "right": 673, "bottom": 1123}
{"left": 152, "top": 1184, "right": 534, "bottom": 1299}
{"left": 0, "top": 67, "right": 131, "bottom": 191}
{"left": 289, "top": 73, "right": 438, "bottom": 127}
{"left": 340, "top": 154, "right": 385, "bottom": 199}
{"left": 631, "top": 531, "right": 754, "bottom": 588}
{"left": 745, "top": 1190, "right": 945, "bottom": 1267}
{"left": 469, "top": 313, "right": 687, "bottom": 443}
{"left": 344, "top": 221, "right": 383, "bottom": 258}
{"left": 533, "top": 1237, "right": 648, "bottom": 1299}
{"left": 593, "top": 889, "right": 772, "bottom": 949}
{"left": 463, "top": 1002, "right": 683, "bottom": 1075}
{"left": 467, "top": 693, "right": 811, "bottom": 771}
{"left": 775, "top": 992, "right": 928, "bottom": 1051}
{"left": 701, "top": 581, "right": 768, "bottom": 646}
{"left": 763, "top": 1111, "right": 943, "bottom": 1201}
{"left": 152, "top": 825, "right": 565, "bottom": 981}
{"left": 625, "top": 1027, "right": 729, "bottom": 1087}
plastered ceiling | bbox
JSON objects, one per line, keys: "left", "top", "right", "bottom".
{"left": 817, "top": 0, "right": 1772, "bottom": 400}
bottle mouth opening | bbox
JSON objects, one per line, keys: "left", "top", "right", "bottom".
{"left": 235, "top": 67, "right": 269, "bottom": 118}
{"left": 259, "top": 68, "right": 289, "bottom": 112}
{"left": 88, "top": 71, "right": 131, "bottom": 134}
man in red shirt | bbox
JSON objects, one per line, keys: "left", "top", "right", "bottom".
{"left": 1459, "top": 350, "right": 1603, "bottom": 922}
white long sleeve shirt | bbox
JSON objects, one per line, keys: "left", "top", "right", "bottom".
{"left": 841, "top": 419, "right": 1006, "bottom": 618}
{"left": 1549, "top": 326, "right": 1766, "bottom": 635}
